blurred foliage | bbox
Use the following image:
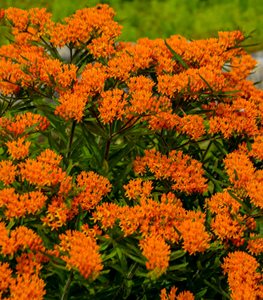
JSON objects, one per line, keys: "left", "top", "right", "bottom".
{"left": 0, "top": 0, "right": 262, "bottom": 51}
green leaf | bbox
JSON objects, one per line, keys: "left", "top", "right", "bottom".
{"left": 170, "top": 250, "right": 186, "bottom": 261}
{"left": 164, "top": 40, "right": 189, "bottom": 69}
{"left": 168, "top": 262, "right": 188, "bottom": 271}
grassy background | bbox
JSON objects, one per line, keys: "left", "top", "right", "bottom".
{"left": 0, "top": 0, "right": 262, "bottom": 52}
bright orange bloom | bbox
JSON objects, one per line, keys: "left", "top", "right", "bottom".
{"left": 92, "top": 202, "right": 120, "bottom": 230}
{"left": 0, "top": 160, "right": 17, "bottom": 185}
{"left": 123, "top": 179, "right": 153, "bottom": 201}
{"left": 206, "top": 190, "right": 241, "bottom": 215}
{"left": 222, "top": 251, "right": 263, "bottom": 300}
{"left": 247, "top": 235, "right": 263, "bottom": 255}
{"left": 160, "top": 286, "right": 195, "bottom": 300}
{"left": 99, "top": 89, "right": 127, "bottom": 123}
{"left": 246, "top": 170, "right": 263, "bottom": 209}
{"left": 58, "top": 230, "right": 103, "bottom": 279}
{"left": 160, "top": 286, "right": 178, "bottom": 300}
{"left": 42, "top": 196, "right": 74, "bottom": 230}
{"left": 50, "top": 4, "right": 121, "bottom": 48}
{"left": 139, "top": 235, "right": 171, "bottom": 277}
{"left": 250, "top": 135, "right": 263, "bottom": 160}
{"left": 107, "top": 51, "right": 134, "bottom": 81}
{"left": 178, "top": 115, "right": 205, "bottom": 140}
{"left": 94, "top": 193, "right": 185, "bottom": 242}
{"left": 55, "top": 62, "right": 107, "bottom": 122}
{"left": 0, "top": 188, "right": 47, "bottom": 219}
{"left": 177, "top": 291, "right": 195, "bottom": 300}
{"left": 37, "top": 148, "right": 62, "bottom": 166}
{"left": 19, "top": 150, "right": 66, "bottom": 187}
{"left": 72, "top": 171, "right": 111, "bottom": 211}
{"left": 209, "top": 98, "right": 259, "bottom": 138}
{"left": 9, "top": 273, "right": 46, "bottom": 300}
{"left": 0, "top": 262, "right": 13, "bottom": 293}
{"left": 211, "top": 213, "right": 245, "bottom": 243}
{"left": 16, "top": 252, "right": 47, "bottom": 275}
{"left": 0, "top": 223, "right": 44, "bottom": 256}
{"left": 0, "top": 112, "right": 49, "bottom": 137}
{"left": 178, "top": 219, "right": 210, "bottom": 254}
{"left": 224, "top": 151, "right": 255, "bottom": 189}
{"left": 134, "top": 149, "right": 207, "bottom": 194}
{"left": 6, "top": 137, "right": 31, "bottom": 160}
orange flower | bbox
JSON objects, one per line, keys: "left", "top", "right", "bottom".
{"left": 0, "top": 224, "right": 44, "bottom": 256}
{"left": 123, "top": 179, "right": 153, "bottom": 201}
{"left": 0, "top": 188, "right": 47, "bottom": 219}
{"left": 222, "top": 251, "right": 262, "bottom": 300}
{"left": 16, "top": 252, "right": 46, "bottom": 275}
{"left": 0, "top": 160, "right": 17, "bottom": 185}
{"left": 179, "top": 115, "right": 205, "bottom": 140}
{"left": 134, "top": 149, "right": 207, "bottom": 194}
{"left": 247, "top": 235, "right": 263, "bottom": 255}
{"left": 209, "top": 98, "right": 259, "bottom": 138}
{"left": 224, "top": 151, "right": 255, "bottom": 189}
{"left": 6, "top": 137, "right": 31, "bottom": 160}
{"left": 206, "top": 190, "right": 241, "bottom": 215}
{"left": 0, "top": 262, "right": 13, "bottom": 293}
{"left": 99, "top": 89, "right": 127, "bottom": 123}
{"left": 58, "top": 230, "right": 103, "bottom": 279}
{"left": 107, "top": 52, "right": 134, "bottom": 81}
{"left": 160, "top": 286, "right": 195, "bottom": 300}
{"left": 19, "top": 155, "right": 66, "bottom": 186}
{"left": 0, "top": 112, "right": 49, "bottom": 137}
{"left": 37, "top": 149, "right": 62, "bottom": 166}
{"left": 211, "top": 213, "right": 245, "bottom": 243}
{"left": 246, "top": 170, "right": 263, "bottom": 209}
{"left": 9, "top": 273, "right": 46, "bottom": 300}
{"left": 139, "top": 235, "right": 171, "bottom": 277}
{"left": 42, "top": 196, "right": 74, "bottom": 230}
{"left": 92, "top": 202, "right": 120, "bottom": 230}
{"left": 50, "top": 4, "right": 121, "bottom": 48}
{"left": 178, "top": 219, "right": 210, "bottom": 254}
{"left": 249, "top": 135, "right": 263, "bottom": 160}
{"left": 72, "top": 171, "right": 111, "bottom": 211}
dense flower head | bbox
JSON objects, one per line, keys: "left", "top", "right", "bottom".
{"left": 178, "top": 219, "right": 211, "bottom": 254}
{"left": 9, "top": 273, "right": 46, "bottom": 300}
{"left": 19, "top": 149, "right": 66, "bottom": 187}
{"left": 6, "top": 137, "right": 31, "bottom": 160}
{"left": 224, "top": 151, "right": 255, "bottom": 189}
{"left": 123, "top": 179, "right": 153, "bottom": 201}
{"left": 0, "top": 112, "right": 49, "bottom": 137}
{"left": 72, "top": 171, "right": 112, "bottom": 211}
{"left": 249, "top": 135, "right": 263, "bottom": 160}
{"left": 99, "top": 89, "right": 127, "bottom": 123}
{"left": 0, "top": 188, "right": 48, "bottom": 219}
{"left": 0, "top": 262, "right": 13, "bottom": 293}
{"left": 0, "top": 4, "right": 263, "bottom": 299}
{"left": 58, "top": 230, "right": 103, "bottom": 279}
{"left": 139, "top": 235, "right": 171, "bottom": 277}
{"left": 50, "top": 4, "right": 121, "bottom": 49}
{"left": 134, "top": 149, "right": 207, "bottom": 194}
{"left": 222, "top": 251, "right": 263, "bottom": 300}
{"left": 42, "top": 196, "right": 74, "bottom": 230}
{"left": 160, "top": 286, "right": 195, "bottom": 300}
{"left": 0, "top": 160, "right": 17, "bottom": 185}
{"left": 0, "top": 223, "right": 44, "bottom": 256}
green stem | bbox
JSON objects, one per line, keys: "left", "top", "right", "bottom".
{"left": 61, "top": 271, "right": 73, "bottom": 300}
{"left": 67, "top": 120, "right": 77, "bottom": 159}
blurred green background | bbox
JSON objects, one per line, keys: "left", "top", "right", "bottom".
{"left": 0, "top": 0, "right": 262, "bottom": 51}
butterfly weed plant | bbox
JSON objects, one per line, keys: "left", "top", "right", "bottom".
{"left": 0, "top": 5, "right": 262, "bottom": 300}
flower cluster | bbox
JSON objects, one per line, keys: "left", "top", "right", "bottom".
{"left": 0, "top": 3, "right": 262, "bottom": 299}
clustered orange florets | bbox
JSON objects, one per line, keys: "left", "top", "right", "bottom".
{"left": 0, "top": 4, "right": 262, "bottom": 300}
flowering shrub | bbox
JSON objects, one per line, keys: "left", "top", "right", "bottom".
{"left": 0, "top": 5, "right": 262, "bottom": 300}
